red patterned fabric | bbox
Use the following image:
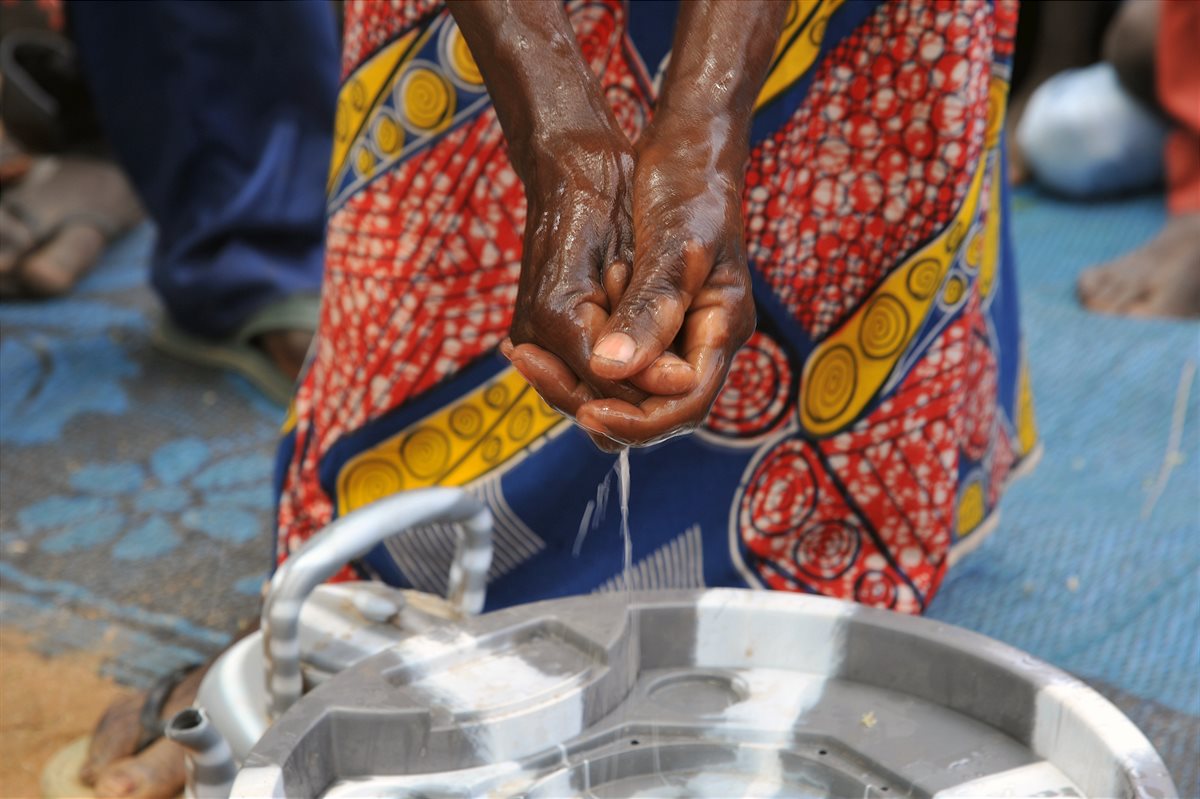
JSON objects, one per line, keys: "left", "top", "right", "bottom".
{"left": 277, "top": 0, "right": 1032, "bottom": 612}
{"left": 744, "top": 0, "right": 993, "bottom": 338}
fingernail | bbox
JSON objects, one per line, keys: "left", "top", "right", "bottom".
{"left": 593, "top": 333, "right": 636, "bottom": 365}
{"left": 576, "top": 408, "right": 605, "bottom": 434}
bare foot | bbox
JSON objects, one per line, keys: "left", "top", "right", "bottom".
{"left": 0, "top": 156, "right": 142, "bottom": 298}
{"left": 1078, "top": 214, "right": 1200, "bottom": 319}
{"left": 79, "top": 667, "right": 204, "bottom": 799}
{"left": 256, "top": 329, "right": 313, "bottom": 382}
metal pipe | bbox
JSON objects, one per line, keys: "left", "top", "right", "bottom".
{"left": 262, "top": 487, "right": 493, "bottom": 719}
{"left": 165, "top": 707, "right": 238, "bottom": 799}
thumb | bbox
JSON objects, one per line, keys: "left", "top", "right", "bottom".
{"left": 590, "top": 240, "right": 712, "bottom": 380}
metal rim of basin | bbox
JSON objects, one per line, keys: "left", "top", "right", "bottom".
{"left": 231, "top": 589, "right": 1176, "bottom": 799}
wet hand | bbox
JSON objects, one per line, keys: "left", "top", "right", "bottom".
{"left": 572, "top": 122, "right": 757, "bottom": 446}
{"left": 505, "top": 125, "right": 700, "bottom": 448}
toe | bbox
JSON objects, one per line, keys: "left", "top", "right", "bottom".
{"left": 1076, "top": 266, "right": 1106, "bottom": 304}
{"left": 19, "top": 225, "right": 107, "bottom": 297}
{"left": 93, "top": 738, "right": 186, "bottom": 799}
{"left": 80, "top": 693, "right": 143, "bottom": 785}
{"left": 1080, "top": 261, "right": 1143, "bottom": 313}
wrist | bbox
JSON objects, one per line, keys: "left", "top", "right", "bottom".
{"left": 448, "top": 0, "right": 624, "bottom": 185}
{"left": 639, "top": 111, "right": 751, "bottom": 182}
{"left": 524, "top": 110, "right": 625, "bottom": 169}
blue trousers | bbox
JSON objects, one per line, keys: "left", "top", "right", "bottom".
{"left": 69, "top": 0, "right": 338, "bottom": 339}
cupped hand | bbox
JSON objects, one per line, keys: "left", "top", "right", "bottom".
{"left": 506, "top": 124, "right": 698, "bottom": 434}
{"left": 576, "top": 120, "right": 757, "bottom": 447}
{"left": 513, "top": 117, "right": 757, "bottom": 448}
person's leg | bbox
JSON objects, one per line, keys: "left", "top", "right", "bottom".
{"left": 1005, "top": 0, "right": 1118, "bottom": 184}
{"left": 67, "top": 2, "right": 338, "bottom": 794}
{"left": 1078, "top": 0, "right": 1200, "bottom": 318}
{"left": 0, "top": 155, "right": 143, "bottom": 296}
{"left": 1102, "top": 0, "right": 1160, "bottom": 110}
{"left": 0, "top": 15, "right": 143, "bottom": 296}
{"left": 68, "top": 0, "right": 339, "bottom": 373}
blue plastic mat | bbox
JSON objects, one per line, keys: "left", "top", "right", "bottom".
{"left": 1, "top": 190, "right": 1197, "bottom": 789}
{"left": 926, "top": 190, "right": 1200, "bottom": 791}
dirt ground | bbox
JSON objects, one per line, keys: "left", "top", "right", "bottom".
{"left": 0, "top": 628, "right": 131, "bottom": 799}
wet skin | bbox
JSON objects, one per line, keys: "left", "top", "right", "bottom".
{"left": 450, "top": 0, "right": 788, "bottom": 448}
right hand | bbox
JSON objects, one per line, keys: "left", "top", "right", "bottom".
{"left": 505, "top": 122, "right": 697, "bottom": 432}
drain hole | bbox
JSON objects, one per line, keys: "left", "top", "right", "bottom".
{"left": 818, "top": 749, "right": 828, "bottom": 756}
{"left": 630, "top": 739, "right": 640, "bottom": 746}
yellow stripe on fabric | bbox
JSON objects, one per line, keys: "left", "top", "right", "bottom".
{"left": 280, "top": 400, "right": 298, "bottom": 435}
{"left": 798, "top": 151, "right": 990, "bottom": 438}
{"left": 327, "top": 29, "right": 421, "bottom": 194}
{"left": 754, "top": 0, "right": 845, "bottom": 111}
{"left": 1016, "top": 359, "right": 1038, "bottom": 457}
{"left": 336, "top": 367, "right": 568, "bottom": 515}
{"left": 978, "top": 153, "right": 1003, "bottom": 300}
{"left": 979, "top": 79, "right": 1010, "bottom": 300}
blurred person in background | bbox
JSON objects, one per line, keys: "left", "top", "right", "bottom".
{"left": 1007, "top": 0, "right": 1199, "bottom": 319}
{"left": 0, "top": 0, "right": 338, "bottom": 402}
{"left": 0, "top": 0, "right": 144, "bottom": 299}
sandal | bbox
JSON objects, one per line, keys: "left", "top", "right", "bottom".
{"left": 151, "top": 293, "right": 320, "bottom": 406}
{"left": 39, "top": 665, "right": 197, "bottom": 799}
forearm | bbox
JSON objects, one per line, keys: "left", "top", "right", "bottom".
{"left": 652, "top": 0, "right": 788, "bottom": 162}
{"left": 446, "top": 0, "right": 620, "bottom": 182}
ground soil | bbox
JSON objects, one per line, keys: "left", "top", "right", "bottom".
{"left": 0, "top": 628, "right": 131, "bottom": 799}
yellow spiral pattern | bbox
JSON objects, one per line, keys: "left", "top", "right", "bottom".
{"left": 799, "top": 153, "right": 989, "bottom": 437}
{"left": 402, "top": 427, "right": 451, "bottom": 479}
{"left": 353, "top": 145, "right": 376, "bottom": 179}
{"left": 945, "top": 221, "right": 967, "bottom": 256}
{"left": 449, "top": 405, "right": 483, "bottom": 439}
{"left": 942, "top": 275, "right": 966, "bottom": 306}
{"left": 858, "top": 295, "right": 909, "bottom": 360}
{"left": 342, "top": 457, "right": 404, "bottom": 511}
{"left": 334, "top": 100, "right": 351, "bottom": 144}
{"left": 336, "top": 368, "right": 569, "bottom": 515}
{"left": 804, "top": 345, "right": 857, "bottom": 424}
{"left": 985, "top": 77, "right": 1009, "bottom": 150}
{"left": 481, "top": 437, "right": 503, "bottom": 463}
{"left": 783, "top": 0, "right": 801, "bottom": 28}
{"left": 372, "top": 113, "right": 403, "bottom": 156}
{"left": 956, "top": 481, "right": 986, "bottom": 536}
{"left": 447, "top": 26, "right": 483, "bottom": 86}
{"left": 965, "top": 231, "right": 983, "bottom": 273}
{"left": 326, "top": 29, "right": 420, "bottom": 194}
{"left": 484, "top": 383, "right": 509, "bottom": 409}
{"left": 401, "top": 66, "right": 454, "bottom": 131}
{"left": 348, "top": 79, "right": 368, "bottom": 111}
{"left": 906, "top": 259, "right": 941, "bottom": 300}
{"left": 979, "top": 156, "right": 1003, "bottom": 299}
{"left": 507, "top": 406, "right": 534, "bottom": 440}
